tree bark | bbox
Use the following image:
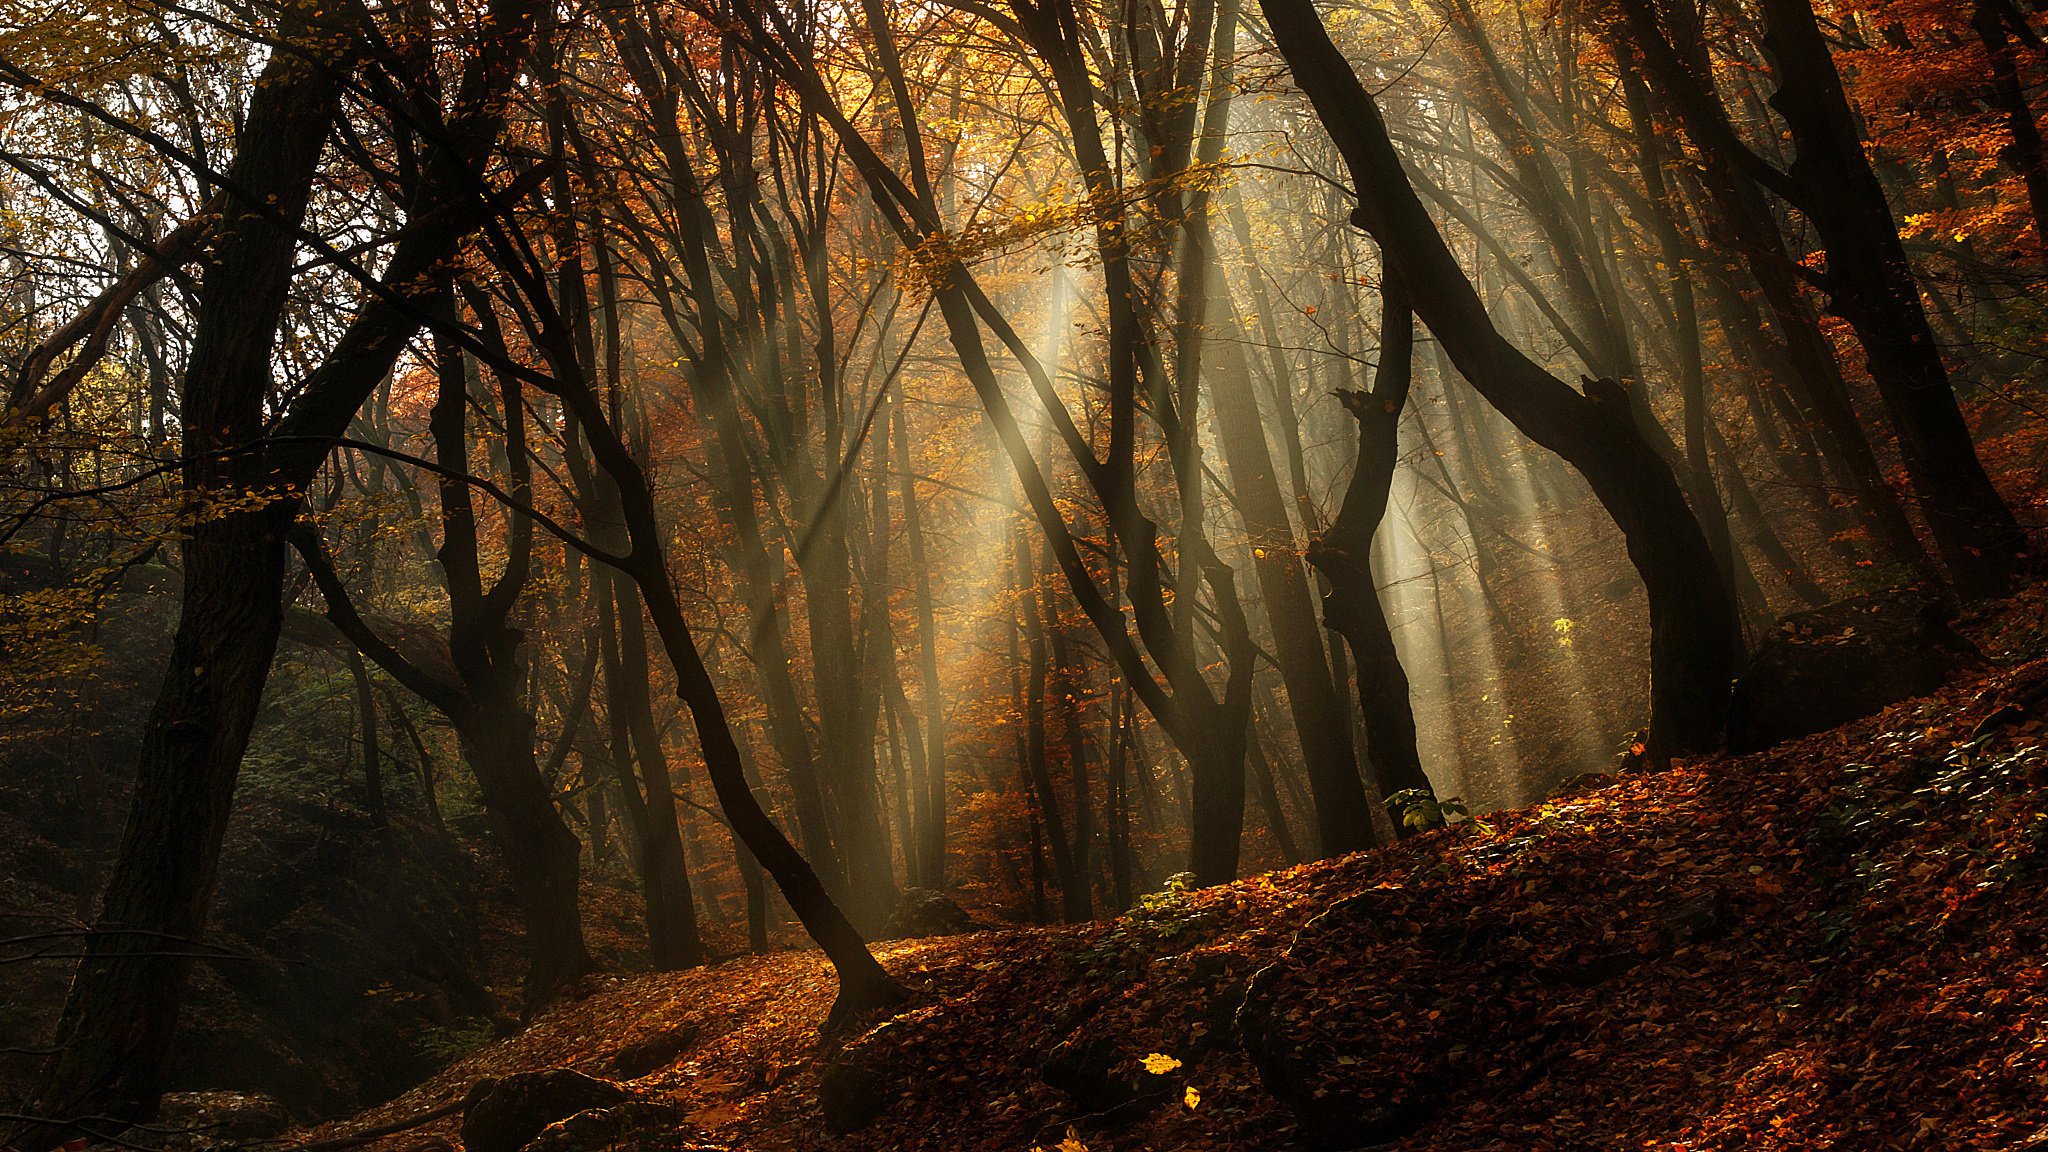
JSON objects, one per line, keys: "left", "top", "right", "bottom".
{"left": 1211, "top": 306, "right": 1378, "bottom": 856}
{"left": 24, "top": 41, "right": 341, "bottom": 1144}
{"left": 1975, "top": 0, "right": 2048, "bottom": 252}
{"left": 1756, "top": 0, "right": 2028, "bottom": 596}
{"left": 1260, "top": 0, "right": 1742, "bottom": 756}
{"left": 1310, "top": 276, "right": 1432, "bottom": 818}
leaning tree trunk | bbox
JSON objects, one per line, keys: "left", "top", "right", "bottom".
{"left": 1260, "top": 0, "right": 1742, "bottom": 756}
{"left": 536, "top": 333, "right": 905, "bottom": 1026}
{"left": 1756, "top": 0, "right": 2030, "bottom": 597}
{"left": 23, "top": 41, "right": 341, "bottom": 1147}
{"left": 1974, "top": 0, "right": 2048, "bottom": 251}
{"left": 1213, "top": 299, "right": 1379, "bottom": 857}
{"left": 1309, "top": 276, "right": 1432, "bottom": 822}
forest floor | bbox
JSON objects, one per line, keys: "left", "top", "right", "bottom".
{"left": 283, "top": 588, "right": 2048, "bottom": 1152}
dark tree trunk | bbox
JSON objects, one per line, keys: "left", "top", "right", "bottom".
{"left": 1756, "top": 0, "right": 2029, "bottom": 597}
{"left": 608, "top": 576, "right": 705, "bottom": 968}
{"left": 1618, "top": 48, "right": 1748, "bottom": 620}
{"left": 425, "top": 304, "right": 596, "bottom": 1010}
{"left": 458, "top": 709, "right": 595, "bottom": 1006}
{"left": 1261, "top": 0, "right": 1743, "bottom": 756}
{"left": 24, "top": 45, "right": 340, "bottom": 1145}
{"left": 1310, "top": 277, "right": 1432, "bottom": 819}
{"left": 26, "top": 5, "right": 552, "bottom": 1135}
{"left": 1212, "top": 300, "right": 1378, "bottom": 857}
{"left": 525, "top": 299, "right": 903, "bottom": 1025}
{"left": 1974, "top": 0, "right": 2048, "bottom": 252}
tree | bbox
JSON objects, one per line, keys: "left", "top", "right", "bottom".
{"left": 1258, "top": 0, "right": 1743, "bottom": 757}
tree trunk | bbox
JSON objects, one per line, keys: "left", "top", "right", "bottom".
{"left": 609, "top": 576, "right": 704, "bottom": 968}
{"left": 1261, "top": 0, "right": 1742, "bottom": 755}
{"left": 457, "top": 708, "right": 595, "bottom": 1009}
{"left": 1211, "top": 300, "right": 1378, "bottom": 857}
{"left": 26, "top": 42, "right": 340, "bottom": 1143}
{"left": 1975, "top": 0, "right": 2048, "bottom": 252}
{"left": 1311, "top": 276, "right": 1432, "bottom": 819}
{"left": 1017, "top": 531, "right": 1089, "bottom": 921}
{"left": 345, "top": 645, "right": 388, "bottom": 828}
{"left": 1756, "top": 0, "right": 2029, "bottom": 596}
{"left": 893, "top": 399, "right": 948, "bottom": 889}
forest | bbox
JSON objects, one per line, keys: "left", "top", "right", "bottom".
{"left": 2, "top": 0, "right": 2047, "bottom": 1145}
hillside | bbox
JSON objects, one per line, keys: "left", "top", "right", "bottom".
{"left": 267, "top": 593, "right": 2048, "bottom": 1152}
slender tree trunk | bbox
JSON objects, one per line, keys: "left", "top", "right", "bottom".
{"left": 345, "top": 646, "right": 388, "bottom": 828}
{"left": 1106, "top": 684, "right": 1135, "bottom": 909}
{"left": 893, "top": 399, "right": 947, "bottom": 889}
{"left": 1311, "top": 277, "right": 1432, "bottom": 818}
{"left": 1246, "top": 726, "right": 1305, "bottom": 865}
{"left": 1017, "top": 531, "right": 1088, "bottom": 921}
{"left": 1711, "top": 421, "right": 1829, "bottom": 605}
{"left": 1212, "top": 298, "right": 1377, "bottom": 857}
{"left": 610, "top": 577, "right": 705, "bottom": 968}
{"left": 380, "top": 682, "right": 442, "bottom": 828}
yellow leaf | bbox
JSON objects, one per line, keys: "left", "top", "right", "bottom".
{"left": 1139, "top": 1053, "right": 1182, "bottom": 1075}
{"left": 1184, "top": 1085, "right": 1202, "bottom": 1109}
{"left": 1057, "top": 1125, "right": 1088, "bottom": 1152}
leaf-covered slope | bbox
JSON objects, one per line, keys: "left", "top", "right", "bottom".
{"left": 298, "top": 594, "right": 2048, "bottom": 1152}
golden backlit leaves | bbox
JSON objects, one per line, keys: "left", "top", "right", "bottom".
{"left": 892, "top": 161, "right": 1232, "bottom": 298}
{"left": 1138, "top": 1052, "right": 1182, "bottom": 1075}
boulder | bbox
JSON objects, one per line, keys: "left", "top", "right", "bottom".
{"left": 876, "top": 887, "right": 975, "bottom": 941}
{"left": 1237, "top": 894, "right": 1448, "bottom": 1150}
{"left": 818, "top": 1054, "right": 893, "bottom": 1135}
{"left": 460, "top": 1070, "right": 630, "bottom": 1152}
{"left": 1037, "top": 1031, "right": 1174, "bottom": 1115}
{"left": 521, "top": 1102, "right": 718, "bottom": 1152}
{"left": 1728, "top": 589, "right": 1980, "bottom": 752}
{"left": 612, "top": 1025, "right": 698, "bottom": 1079}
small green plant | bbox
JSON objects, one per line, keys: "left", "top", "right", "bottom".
{"left": 1135, "top": 871, "right": 1197, "bottom": 914}
{"left": 1386, "top": 789, "right": 1468, "bottom": 832}
{"left": 1070, "top": 873, "right": 1212, "bottom": 972}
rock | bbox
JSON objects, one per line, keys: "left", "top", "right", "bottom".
{"left": 1237, "top": 893, "right": 1444, "bottom": 1150}
{"left": 1728, "top": 589, "right": 1980, "bottom": 752}
{"left": 1037, "top": 1030, "right": 1172, "bottom": 1115}
{"left": 156, "top": 1091, "right": 291, "bottom": 1150}
{"left": 612, "top": 1025, "right": 698, "bottom": 1079}
{"left": 876, "top": 887, "right": 974, "bottom": 941}
{"left": 521, "top": 1102, "right": 718, "bottom": 1152}
{"left": 460, "top": 1070, "right": 630, "bottom": 1152}
{"left": 818, "top": 1054, "right": 892, "bottom": 1134}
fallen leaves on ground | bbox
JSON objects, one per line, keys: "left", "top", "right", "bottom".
{"left": 291, "top": 588, "right": 2048, "bottom": 1152}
